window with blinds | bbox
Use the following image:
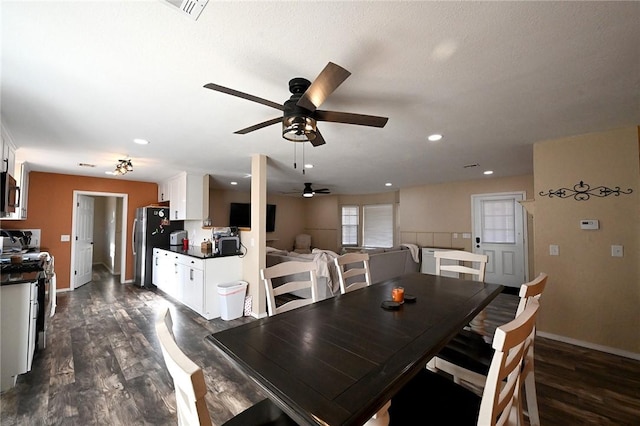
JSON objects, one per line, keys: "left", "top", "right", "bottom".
{"left": 341, "top": 205, "right": 359, "bottom": 245}
{"left": 363, "top": 204, "right": 393, "bottom": 248}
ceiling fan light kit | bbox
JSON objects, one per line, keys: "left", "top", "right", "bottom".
{"left": 282, "top": 113, "right": 317, "bottom": 142}
{"left": 114, "top": 159, "right": 133, "bottom": 175}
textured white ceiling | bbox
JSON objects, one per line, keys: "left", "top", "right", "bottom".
{"left": 2, "top": 1, "right": 639, "bottom": 195}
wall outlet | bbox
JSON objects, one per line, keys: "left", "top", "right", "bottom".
{"left": 611, "top": 245, "right": 623, "bottom": 257}
{"left": 549, "top": 244, "right": 559, "bottom": 256}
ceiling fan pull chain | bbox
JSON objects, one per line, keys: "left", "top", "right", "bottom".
{"left": 293, "top": 142, "right": 297, "bottom": 169}
{"left": 302, "top": 142, "right": 306, "bottom": 175}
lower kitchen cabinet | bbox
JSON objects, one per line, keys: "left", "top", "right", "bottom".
{"left": 152, "top": 249, "right": 242, "bottom": 320}
{"left": 1, "top": 280, "right": 38, "bottom": 392}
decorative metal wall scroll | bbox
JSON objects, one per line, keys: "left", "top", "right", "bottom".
{"left": 539, "top": 180, "right": 633, "bottom": 201}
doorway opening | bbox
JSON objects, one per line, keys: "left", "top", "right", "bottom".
{"left": 70, "top": 191, "right": 129, "bottom": 289}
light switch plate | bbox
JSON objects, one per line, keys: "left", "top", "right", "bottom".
{"left": 549, "top": 244, "right": 559, "bottom": 256}
{"left": 61, "top": 234, "right": 70, "bottom": 242}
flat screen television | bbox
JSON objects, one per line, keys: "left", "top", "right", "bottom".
{"left": 229, "top": 202, "right": 276, "bottom": 232}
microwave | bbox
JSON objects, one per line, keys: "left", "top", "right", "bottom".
{"left": 0, "top": 172, "right": 20, "bottom": 215}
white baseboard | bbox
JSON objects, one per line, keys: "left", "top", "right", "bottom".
{"left": 537, "top": 331, "right": 640, "bottom": 361}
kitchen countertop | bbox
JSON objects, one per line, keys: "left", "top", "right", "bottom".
{"left": 156, "top": 246, "right": 242, "bottom": 260}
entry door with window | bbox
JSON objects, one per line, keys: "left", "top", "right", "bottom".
{"left": 471, "top": 192, "right": 526, "bottom": 287}
{"left": 75, "top": 194, "right": 94, "bottom": 288}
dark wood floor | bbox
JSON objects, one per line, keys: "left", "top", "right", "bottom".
{"left": 1, "top": 266, "right": 638, "bottom": 425}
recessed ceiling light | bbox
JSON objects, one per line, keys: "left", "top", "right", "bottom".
{"left": 428, "top": 134, "right": 443, "bottom": 141}
{"left": 105, "top": 171, "right": 116, "bottom": 175}
{"left": 385, "top": 182, "right": 392, "bottom": 187}
{"left": 484, "top": 170, "right": 494, "bottom": 175}
{"left": 133, "top": 138, "right": 150, "bottom": 145}
{"left": 304, "top": 163, "right": 314, "bottom": 169}
{"left": 230, "top": 181, "right": 238, "bottom": 185}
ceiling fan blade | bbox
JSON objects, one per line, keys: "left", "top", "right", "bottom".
{"left": 310, "top": 128, "right": 326, "bottom": 147}
{"left": 234, "top": 117, "right": 282, "bottom": 134}
{"left": 314, "top": 110, "right": 388, "bottom": 128}
{"left": 296, "top": 62, "right": 351, "bottom": 112}
{"left": 315, "top": 188, "right": 330, "bottom": 193}
{"left": 204, "top": 83, "right": 284, "bottom": 111}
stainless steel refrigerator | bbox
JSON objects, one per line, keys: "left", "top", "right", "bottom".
{"left": 133, "top": 206, "right": 184, "bottom": 288}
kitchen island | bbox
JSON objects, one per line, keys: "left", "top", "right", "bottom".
{"left": 152, "top": 247, "right": 243, "bottom": 319}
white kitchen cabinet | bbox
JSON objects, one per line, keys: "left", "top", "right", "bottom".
{"left": 179, "top": 257, "right": 204, "bottom": 313}
{"left": 167, "top": 172, "right": 204, "bottom": 221}
{"left": 157, "top": 179, "right": 170, "bottom": 203}
{"left": 1, "top": 130, "right": 16, "bottom": 177}
{"left": 152, "top": 249, "right": 242, "bottom": 320}
{"left": 1, "top": 281, "right": 38, "bottom": 392}
{"left": 152, "top": 248, "right": 173, "bottom": 294}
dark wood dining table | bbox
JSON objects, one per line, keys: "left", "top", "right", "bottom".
{"left": 206, "top": 272, "right": 503, "bottom": 426}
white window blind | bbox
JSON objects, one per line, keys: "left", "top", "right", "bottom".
{"left": 341, "top": 206, "right": 359, "bottom": 245}
{"left": 363, "top": 204, "right": 393, "bottom": 247}
{"left": 481, "top": 199, "right": 516, "bottom": 243}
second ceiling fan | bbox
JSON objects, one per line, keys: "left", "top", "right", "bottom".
{"left": 204, "top": 62, "right": 388, "bottom": 146}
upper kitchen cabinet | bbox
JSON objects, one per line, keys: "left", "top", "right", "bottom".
{"left": 165, "top": 172, "right": 204, "bottom": 221}
{"left": 1, "top": 127, "right": 28, "bottom": 220}
{"left": 157, "top": 179, "right": 170, "bottom": 203}
{"left": 1, "top": 129, "right": 16, "bottom": 178}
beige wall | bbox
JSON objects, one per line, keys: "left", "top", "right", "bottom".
{"left": 399, "top": 176, "right": 535, "bottom": 270}
{"left": 303, "top": 192, "right": 400, "bottom": 253}
{"left": 208, "top": 188, "right": 307, "bottom": 251}
{"left": 533, "top": 127, "right": 639, "bottom": 355}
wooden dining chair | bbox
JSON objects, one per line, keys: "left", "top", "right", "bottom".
{"left": 334, "top": 252, "right": 373, "bottom": 294}
{"left": 156, "top": 308, "right": 297, "bottom": 426}
{"left": 434, "top": 250, "right": 489, "bottom": 337}
{"left": 434, "top": 249, "right": 488, "bottom": 281}
{"left": 428, "top": 272, "right": 548, "bottom": 426}
{"left": 261, "top": 261, "right": 319, "bottom": 316}
{"left": 390, "top": 298, "right": 540, "bottom": 426}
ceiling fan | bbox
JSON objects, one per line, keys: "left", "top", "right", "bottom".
{"left": 203, "top": 62, "right": 388, "bottom": 146}
{"left": 301, "top": 183, "right": 330, "bottom": 198}
{"left": 283, "top": 183, "right": 331, "bottom": 198}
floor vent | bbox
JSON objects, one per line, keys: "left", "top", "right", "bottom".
{"left": 164, "top": 0, "right": 208, "bottom": 21}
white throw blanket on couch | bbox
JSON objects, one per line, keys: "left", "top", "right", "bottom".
{"left": 401, "top": 243, "right": 420, "bottom": 263}
{"left": 311, "top": 248, "right": 340, "bottom": 294}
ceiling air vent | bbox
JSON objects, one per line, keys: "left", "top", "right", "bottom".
{"left": 164, "top": 0, "right": 208, "bottom": 20}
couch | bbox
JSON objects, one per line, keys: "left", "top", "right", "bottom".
{"left": 265, "top": 245, "right": 420, "bottom": 300}
{"left": 265, "top": 248, "right": 339, "bottom": 300}
{"left": 344, "top": 245, "right": 420, "bottom": 285}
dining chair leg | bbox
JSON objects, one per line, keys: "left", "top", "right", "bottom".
{"left": 363, "top": 400, "right": 391, "bottom": 426}
{"left": 524, "top": 371, "right": 540, "bottom": 426}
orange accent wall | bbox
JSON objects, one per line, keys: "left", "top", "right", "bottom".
{"left": 1, "top": 172, "right": 157, "bottom": 290}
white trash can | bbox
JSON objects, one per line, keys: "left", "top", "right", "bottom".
{"left": 218, "top": 281, "right": 248, "bottom": 320}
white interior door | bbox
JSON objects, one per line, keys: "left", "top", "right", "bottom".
{"left": 75, "top": 194, "right": 94, "bottom": 288}
{"left": 472, "top": 192, "right": 527, "bottom": 288}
